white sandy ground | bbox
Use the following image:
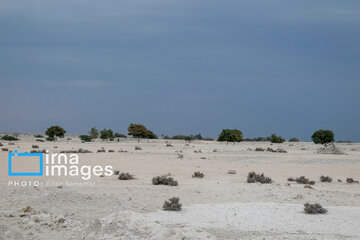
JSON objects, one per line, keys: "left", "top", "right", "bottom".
{"left": 0, "top": 134, "right": 360, "bottom": 239}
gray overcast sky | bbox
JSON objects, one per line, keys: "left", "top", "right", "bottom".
{"left": 0, "top": 0, "right": 359, "bottom": 141}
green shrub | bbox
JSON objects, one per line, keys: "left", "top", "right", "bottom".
{"left": 247, "top": 171, "right": 272, "bottom": 184}
{"left": 218, "top": 129, "right": 243, "bottom": 142}
{"left": 163, "top": 197, "right": 182, "bottom": 211}
{"left": 289, "top": 138, "right": 300, "bottom": 142}
{"left": 1, "top": 135, "right": 18, "bottom": 141}
{"left": 128, "top": 123, "right": 157, "bottom": 139}
{"left": 46, "top": 137, "right": 55, "bottom": 141}
{"left": 34, "top": 134, "right": 44, "bottom": 138}
{"left": 270, "top": 134, "right": 285, "bottom": 143}
{"left": 45, "top": 126, "right": 66, "bottom": 139}
{"left": 311, "top": 129, "right": 334, "bottom": 145}
{"left": 304, "top": 203, "right": 327, "bottom": 214}
{"left": 80, "top": 135, "right": 92, "bottom": 142}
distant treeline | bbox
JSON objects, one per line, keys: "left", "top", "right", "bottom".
{"left": 2, "top": 123, "right": 343, "bottom": 145}
{"left": 163, "top": 134, "right": 214, "bottom": 141}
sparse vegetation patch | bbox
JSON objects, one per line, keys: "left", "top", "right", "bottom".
{"left": 304, "top": 203, "right": 327, "bottom": 214}
{"left": 296, "top": 176, "right": 315, "bottom": 185}
{"left": 247, "top": 171, "right": 272, "bottom": 184}
{"left": 152, "top": 175, "right": 178, "bottom": 186}
{"left": 163, "top": 197, "right": 182, "bottom": 211}
{"left": 192, "top": 171, "right": 204, "bottom": 178}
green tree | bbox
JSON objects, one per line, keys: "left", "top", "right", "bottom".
{"left": 270, "top": 134, "right": 285, "bottom": 143}
{"left": 100, "top": 129, "right": 114, "bottom": 140}
{"left": 128, "top": 123, "right": 157, "bottom": 139}
{"left": 311, "top": 129, "right": 334, "bottom": 145}
{"left": 217, "top": 129, "right": 243, "bottom": 142}
{"left": 45, "top": 126, "right": 66, "bottom": 140}
{"left": 89, "top": 127, "right": 99, "bottom": 140}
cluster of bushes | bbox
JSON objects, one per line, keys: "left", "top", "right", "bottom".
{"left": 170, "top": 134, "right": 203, "bottom": 141}
{"left": 244, "top": 137, "right": 271, "bottom": 142}
{"left": 288, "top": 176, "right": 315, "bottom": 185}
{"left": 247, "top": 171, "right": 272, "bottom": 184}
{"left": 100, "top": 129, "right": 114, "bottom": 140}
{"left": 59, "top": 148, "right": 92, "bottom": 153}
{"left": 304, "top": 203, "right": 327, "bottom": 214}
{"left": 152, "top": 175, "right": 178, "bottom": 186}
{"left": 320, "top": 176, "right": 332, "bottom": 182}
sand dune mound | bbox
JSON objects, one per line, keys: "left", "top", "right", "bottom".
{"left": 317, "top": 143, "right": 344, "bottom": 155}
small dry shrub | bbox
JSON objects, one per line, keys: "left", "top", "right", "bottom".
{"left": 135, "top": 146, "right": 142, "bottom": 150}
{"left": 2, "top": 148, "right": 9, "bottom": 151}
{"left": 9, "top": 142, "right": 15, "bottom": 145}
{"left": 0, "top": 142, "right": 3, "bottom": 146}
{"left": 118, "top": 173, "right": 134, "bottom": 180}
{"left": 108, "top": 149, "right": 115, "bottom": 152}
{"left": 163, "top": 197, "right": 182, "bottom": 211}
{"left": 192, "top": 171, "right": 204, "bottom": 178}
{"left": 346, "top": 178, "right": 359, "bottom": 184}
{"left": 78, "top": 148, "right": 92, "bottom": 153}
{"left": 320, "top": 176, "right": 332, "bottom": 182}
{"left": 255, "top": 148, "right": 265, "bottom": 152}
{"left": 166, "top": 143, "right": 173, "bottom": 147}
{"left": 296, "top": 176, "right": 315, "bottom": 185}
{"left": 97, "top": 149, "right": 106, "bottom": 153}
{"left": 177, "top": 153, "right": 184, "bottom": 159}
{"left": 152, "top": 175, "right": 178, "bottom": 186}
{"left": 247, "top": 171, "right": 272, "bottom": 184}
{"left": 288, "top": 177, "right": 295, "bottom": 181}
{"left": 304, "top": 203, "right": 327, "bottom": 214}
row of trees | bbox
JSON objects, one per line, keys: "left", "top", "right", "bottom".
{"left": 43, "top": 125, "right": 335, "bottom": 145}
{"left": 217, "top": 129, "right": 334, "bottom": 145}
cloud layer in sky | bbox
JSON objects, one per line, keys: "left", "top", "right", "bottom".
{"left": 0, "top": 0, "right": 359, "bottom": 141}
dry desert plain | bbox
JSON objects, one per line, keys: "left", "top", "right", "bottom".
{"left": 1, "top": 134, "right": 360, "bottom": 240}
